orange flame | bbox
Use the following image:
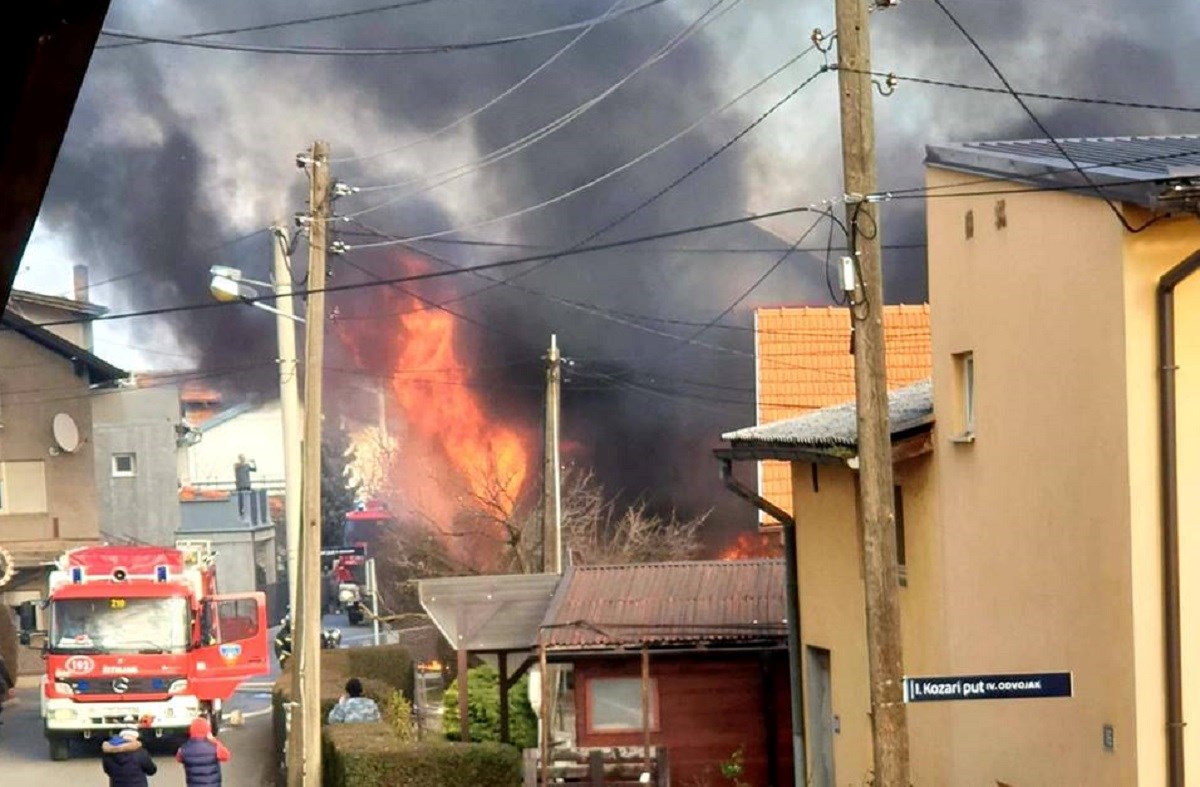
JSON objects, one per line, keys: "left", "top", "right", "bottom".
{"left": 719, "top": 532, "right": 784, "bottom": 560}
{"left": 391, "top": 306, "right": 529, "bottom": 515}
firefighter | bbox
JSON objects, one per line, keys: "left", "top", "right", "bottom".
{"left": 273, "top": 614, "right": 292, "bottom": 668}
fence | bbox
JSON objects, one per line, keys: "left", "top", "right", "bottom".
{"left": 523, "top": 747, "right": 670, "bottom": 786}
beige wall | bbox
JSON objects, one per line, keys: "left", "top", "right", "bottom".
{"left": 790, "top": 455, "right": 947, "bottom": 786}
{"left": 0, "top": 331, "right": 99, "bottom": 547}
{"left": 1120, "top": 212, "right": 1200, "bottom": 785}
{"left": 926, "top": 166, "right": 1139, "bottom": 784}
{"left": 4, "top": 300, "right": 89, "bottom": 349}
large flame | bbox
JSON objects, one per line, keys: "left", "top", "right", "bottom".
{"left": 391, "top": 306, "right": 529, "bottom": 514}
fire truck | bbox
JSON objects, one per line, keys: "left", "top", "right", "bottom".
{"left": 327, "top": 502, "right": 394, "bottom": 625}
{"left": 21, "top": 541, "right": 268, "bottom": 760}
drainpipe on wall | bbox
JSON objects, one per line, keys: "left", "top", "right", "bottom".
{"left": 719, "top": 457, "right": 807, "bottom": 787}
{"left": 1157, "top": 248, "right": 1200, "bottom": 787}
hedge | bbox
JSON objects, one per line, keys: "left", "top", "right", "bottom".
{"left": 272, "top": 644, "right": 415, "bottom": 783}
{"left": 322, "top": 723, "right": 522, "bottom": 787}
{"left": 443, "top": 665, "right": 538, "bottom": 750}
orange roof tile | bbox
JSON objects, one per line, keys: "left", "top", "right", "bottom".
{"left": 755, "top": 304, "right": 931, "bottom": 518}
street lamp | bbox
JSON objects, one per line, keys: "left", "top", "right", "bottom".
{"left": 206, "top": 231, "right": 304, "bottom": 622}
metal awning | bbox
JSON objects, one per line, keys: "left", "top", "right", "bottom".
{"left": 419, "top": 572, "right": 561, "bottom": 652}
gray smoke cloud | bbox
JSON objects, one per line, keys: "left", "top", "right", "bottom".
{"left": 29, "top": 0, "right": 1200, "bottom": 550}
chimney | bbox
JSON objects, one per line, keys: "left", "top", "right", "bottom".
{"left": 72, "top": 264, "right": 89, "bottom": 302}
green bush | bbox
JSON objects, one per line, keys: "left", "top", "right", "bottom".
{"left": 323, "top": 724, "right": 521, "bottom": 787}
{"left": 442, "top": 665, "right": 537, "bottom": 749}
{"left": 382, "top": 691, "right": 418, "bottom": 743}
{"left": 346, "top": 644, "right": 414, "bottom": 700}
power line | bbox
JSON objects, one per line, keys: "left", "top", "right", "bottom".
{"left": 7, "top": 206, "right": 822, "bottom": 329}
{"left": 332, "top": 0, "right": 637, "bottom": 164}
{"left": 836, "top": 67, "right": 1200, "bottom": 114}
{"left": 929, "top": 0, "right": 1157, "bottom": 234}
{"left": 97, "top": 0, "right": 447, "bottom": 50}
{"left": 98, "top": 0, "right": 669, "bottom": 56}
{"left": 342, "top": 0, "right": 746, "bottom": 214}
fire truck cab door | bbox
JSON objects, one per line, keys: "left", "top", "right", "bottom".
{"left": 191, "top": 592, "right": 269, "bottom": 699}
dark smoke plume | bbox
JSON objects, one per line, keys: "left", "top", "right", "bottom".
{"left": 31, "top": 0, "right": 1200, "bottom": 550}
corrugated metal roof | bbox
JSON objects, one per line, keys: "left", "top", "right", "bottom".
{"left": 541, "top": 560, "right": 786, "bottom": 651}
{"left": 722, "top": 378, "right": 932, "bottom": 450}
{"left": 419, "top": 572, "right": 560, "bottom": 652}
{"left": 925, "top": 135, "right": 1200, "bottom": 208}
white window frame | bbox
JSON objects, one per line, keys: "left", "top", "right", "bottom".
{"left": 112, "top": 453, "right": 138, "bottom": 477}
{"left": 952, "top": 351, "right": 976, "bottom": 443}
{"left": 586, "top": 676, "right": 660, "bottom": 734}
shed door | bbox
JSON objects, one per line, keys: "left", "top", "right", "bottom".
{"left": 806, "top": 647, "right": 836, "bottom": 787}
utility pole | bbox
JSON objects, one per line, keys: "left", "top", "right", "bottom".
{"left": 290, "top": 139, "right": 331, "bottom": 787}
{"left": 833, "top": 1, "right": 910, "bottom": 784}
{"left": 272, "top": 224, "right": 303, "bottom": 619}
{"left": 542, "top": 334, "right": 562, "bottom": 574}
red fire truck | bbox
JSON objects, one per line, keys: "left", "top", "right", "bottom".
{"left": 23, "top": 541, "right": 268, "bottom": 760}
{"left": 329, "top": 502, "right": 395, "bottom": 625}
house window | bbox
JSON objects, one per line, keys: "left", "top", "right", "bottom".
{"left": 587, "top": 677, "right": 659, "bottom": 733}
{"left": 894, "top": 486, "right": 907, "bottom": 586}
{"left": 0, "top": 461, "right": 49, "bottom": 514}
{"left": 112, "top": 453, "right": 137, "bottom": 477}
{"left": 952, "top": 351, "right": 975, "bottom": 441}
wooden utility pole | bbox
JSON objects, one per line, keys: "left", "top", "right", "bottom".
{"left": 290, "top": 139, "right": 331, "bottom": 787}
{"left": 542, "top": 335, "right": 562, "bottom": 574}
{"left": 833, "top": 1, "right": 911, "bottom": 784}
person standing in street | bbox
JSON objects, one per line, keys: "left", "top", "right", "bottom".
{"left": 176, "top": 717, "right": 231, "bottom": 786}
{"left": 101, "top": 728, "right": 158, "bottom": 787}
{"left": 0, "top": 650, "right": 15, "bottom": 727}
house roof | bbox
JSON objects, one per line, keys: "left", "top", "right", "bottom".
{"left": 541, "top": 560, "right": 787, "bottom": 652}
{"left": 1, "top": 311, "right": 126, "bottom": 385}
{"left": 419, "top": 573, "right": 561, "bottom": 653}
{"left": 755, "top": 304, "right": 931, "bottom": 511}
{"left": 8, "top": 288, "right": 107, "bottom": 316}
{"left": 925, "top": 135, "right": 1200, "bottom": 208}
{"left": 722, "top": 378, "right": 933, "bottom": 459}
{"left": 197, "top": 401, "right": 259, "bottom": 433}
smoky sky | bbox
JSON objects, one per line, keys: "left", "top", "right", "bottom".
{"left": 30, "top": 0, "right": 1200, "bottom": 551}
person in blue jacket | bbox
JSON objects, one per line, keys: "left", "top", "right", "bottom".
{"left": 176, "top": 717, "right": 231, "bottom": 787}
{"left": 101, "top": 728, "right": 158, "bottom": 787}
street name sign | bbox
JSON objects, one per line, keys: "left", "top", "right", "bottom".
{"left": 903, "top": 672, "right": 1072, "bottom": 703}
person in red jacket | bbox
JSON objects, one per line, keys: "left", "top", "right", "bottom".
{"left": 175, "top": 718, "right": 230, "bottom": 787}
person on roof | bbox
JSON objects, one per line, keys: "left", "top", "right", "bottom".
{"left": 176, "top": 717, "right": 230, "bottom": 787}
{"left": 101, "top": 728, "right": 158, "bottom": 787}
{"left": 327, "top": 678, "right": 381, "bottom": 724}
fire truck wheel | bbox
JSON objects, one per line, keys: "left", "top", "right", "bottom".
{"left": 206, "top": 706, "right": 221, "bottom": 737}
{"left": 48, "top": 736, "right": 71, "bottom": 761}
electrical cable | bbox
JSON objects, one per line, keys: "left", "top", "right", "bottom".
{"left": 331, "top": 0, "right": 633, "bottom": 164}
{"left": 341, "top": 0, "right": 745, "bottom": 213}
{"left": 929, "top": 0, "right": 1159, "bottom": 233}
{"left": 6, "top": 206, "right": 821, "bottom": 329}
{"left": 98, "top": 0, "right": 669, "bottom": 56}
{"left": 836, "top": 67, "right": 1200, "bottom": 114}
{"left": 97, "top": 0, "right": 448, "bottom": 50}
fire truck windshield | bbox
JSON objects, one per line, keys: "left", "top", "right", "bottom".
{"left": 50, "top": 597, "right": 189, "bottom": 654}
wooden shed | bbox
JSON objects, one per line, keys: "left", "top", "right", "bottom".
{"left": 541, "top": 560, "right": 793, "bottom": 787}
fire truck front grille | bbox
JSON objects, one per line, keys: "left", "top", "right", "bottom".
{"left": 68, "top": 675, "right": 185, "bottom": 696}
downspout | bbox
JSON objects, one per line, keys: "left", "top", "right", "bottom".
{"left": 719, "top": 457, "right": 807, "bottom": 786}
{"left": 1158, "top": 249, "right": 1200, "bottom": 787}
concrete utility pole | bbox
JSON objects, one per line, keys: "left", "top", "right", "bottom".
{"left": 542, "top": 334, "right": 562, "bottom": 574}
{"left": 833, "top": 1, "right": 911, "bottom": 784}
{"left": 290, "top": 139, "right": 331, "bottom": 787}
{"left": 272, "top": 224, "right": 303, "bottom": 619}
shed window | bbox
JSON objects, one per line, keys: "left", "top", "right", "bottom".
{"left": 587, "top": 677, "right": 659, "bottom": 733}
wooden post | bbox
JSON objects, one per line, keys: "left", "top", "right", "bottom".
{"left": 832, "top": 1, "right": 910, "bottom": 784}
{"left": 641, "top": 646, "right": 651, "bottom": 778}
{"left": 542, "top": 335, "right": 562, "bottom": 573}
{"left": 588, "top": 750, "right": 604, "bottom": 785}
{"left": 540, "top": 642, "right": 550, "bottom": 787}
{"left": 499, "top": 651, "right": 511, "bottom": 745}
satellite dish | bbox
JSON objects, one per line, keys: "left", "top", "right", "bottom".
{"left": 52, "top": 413, "right": 80, "bottom": 453}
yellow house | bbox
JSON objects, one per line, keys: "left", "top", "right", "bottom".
{"left": 718, "top": 134, "right": 1200, "bottom": 786}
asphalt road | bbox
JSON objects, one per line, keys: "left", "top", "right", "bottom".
{"left": 0, "top": 612, "right": 374, "bottom": 784}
